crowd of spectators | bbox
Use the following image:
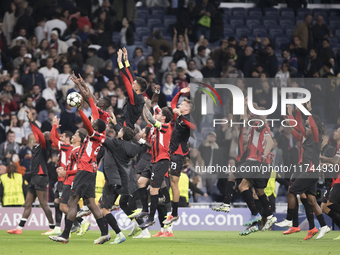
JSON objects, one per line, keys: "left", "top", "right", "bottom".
{"left": 0, "top": 0, "right": 339, "bottom": 204}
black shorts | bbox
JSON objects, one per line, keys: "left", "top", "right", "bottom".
{"left": 28, "top": 175, "right": 48, "bottom": 193}
{"left": 236, "top": 160, "right": 270, "bottom": 189}
{"left": 141, "top": 163, "right": 152, "bottom": 179}
{"left": 60, "top": 185, "right": 71, "bottom": 205}
{"left": 99, "top": 183, "right": 119, "bottom": 209}
{"left": 289, "top": 174, "right": 318, "bottom": 196}
{"left": 169, "top": 154, "right": 185, "bottom": 177}
{"left": 71, "top": 170, "right": 96, "bottom": 199}
{"left": 329, "top": 183, "right": 340, "bottom": 204}
{"left": 55, "top": 181, "right": 64, "bottom": 199}
{"left": 136, "top": 153, "right": 152, "bottom": 175}
{"left": 150, "top": 159, "right": 170, "bottom": 188}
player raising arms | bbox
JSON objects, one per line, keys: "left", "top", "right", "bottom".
{"left": 138, "top": 96, "right": 173, "bottom": 229}
{"left": 50, "top": 97, "right": 110, "bottom": 244}
{"left": 8, "top": 109, "right": 54, "bottom": 235}
{"left": 117, "top": 47, "right": 147, "bottom": 128}
{"left": 285, "top": 101, "right": 330, "bottom": 240}
{"left": 70, "top": 74, "right": 111, "bottom": 218}
{"left": 41, "top": 117, "right": 74, "bottom": 236}
{"left": 163, "top": 86, "right": 196, "bottom": 226}
{"left": 48, "top": 116, "right": 90, "bottom": 236}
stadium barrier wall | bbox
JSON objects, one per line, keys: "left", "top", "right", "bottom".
{"left": 0, "top": 208, "right": 337, "bottom": 231}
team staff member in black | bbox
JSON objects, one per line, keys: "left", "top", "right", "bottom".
{"left": 164, "top": 86, "right": 196, "bottom": 226}
{"left": 7, "top": 109, "right": 54, "bottom": 235}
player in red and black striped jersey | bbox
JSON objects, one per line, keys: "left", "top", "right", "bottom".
{"left": 117, "top": 48, "right": 147, "bottom": 128}
{"left": 319, "top": 127, "right": 340, "bottom": 237}
{"left": 163, "top": 86, "right": 196, "bottom": 225}
{"left": 235, "top": 103, "right": 276, "bottom": 235}
{"left": 50, "top": 97, "right": 110, "bottom": 244}
{"left": 7, "top": 109, "right": 54, "bottom": 235}
{"left": 70, "top": 72, "right": 111, "bottom": 126}
{"left": 137, "top": 96, "right": 173, "bottom": 229}
{"left": 286, "top": 101, "right": 330, "bottom": 240}
{"left": 41, "top": 117, "right": 74, "bottom": 236}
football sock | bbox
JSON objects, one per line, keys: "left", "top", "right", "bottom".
{"left": 149, "top": 195, "right": 158, "bottom": 221}
{"left": 223, "top": 181, "right": 235, "bottom": 204}
{"left": 96, "top": 217, "right": 109, "bottom": 236}
{"left": 258, "top": 194, "right": 272, "bottom": 217}
{"left": 301, "top": 198, "right": 315, "bottom": 230}
{"left": 241, "top": 189, "right": 258, "bottom": 216}
{"left": 316, "top": 214, "right": 326, "bottom": 227}
{"left": 140, "top": 187, "right": 149, "bottom": 212}
{"left": 104, "top": 214, "right": 120, "bottom": 234}
{"left": 61, "top": 219, "right": 73, "bottom": 238}
{"left": 54, "top": 203, "right": 62, "bottom": 227}
{"left": 172, "top": 202, "right": 179, "bottom": 217}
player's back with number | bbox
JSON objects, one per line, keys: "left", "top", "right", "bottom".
{"left": 77, "top": 131, "right": 106, "bottom": 172}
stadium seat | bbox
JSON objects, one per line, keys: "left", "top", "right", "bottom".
{"left": 277, "top": 56, "right": 284, "bottom": 66}
{"left": 285, "top": 25, "right": 296, "bottom": 37}
{"left": 296, "top": 17, "right": 304, "bottom": 25}
{"left": 328, "top": 37, "right": 339, "bottom": 47}
{"left": 336, "top": 30, "right": 340, "bottom": 40}
{"left": 296, "top": 8, "right": 311, "bottom": 16}
{"left": 148, "top": 14, "right": 163, "bottom": 21}
{"left": 248, "top": 7, "right": 262, "bottom": 17}
{"left": 280, "top": 8, "right": 294, "bottom": 18}
{"left": 236, "top": 27, "right": 251, "bottom": 38}
{"left": 136, "top": 27, "right": 150, "bottom": 37}
{"left": 268, "top": 25, "right": 283, "bottom": 37}
{"left": 164, "top": 15, "right": 177, "bottom": 29}
{"left": 330, "top": 21, "right": 340, "bottom": 31}
{"left": 136, "top": 9, "right": 148, "bottom": 16}
{"left": 148, "top": 19, "right": 161, "bottom": 29}
{"left": 232, "top": 7, "right": 246, "bottom": 17}
{"left": 312, "top": 8, "right": 327, "bottom": 17}
{"left": 163, "top": 35, "right": 172, "bottom": 42}
{"left": 333, "top": 47, "right": 339, "bottom": 56}
{"left": 135, "top": 19, "right": 146, "bottom": 27}
{"left": 275, "top": 36, "right": 290, "bottom": 48}
{"left": 135, "top": 41, "right": 144, "bottom": 47}
{"left": 253, "top": 25, "right": 267, "bottom": 37}
{"left": 330, "top": 9, "right": 340, "bottom": 17}
{"left": 258, "top": 33, "right": 272, "bottom": 41}
{"left": 264, "top": 8, "right": 279, "bottom": 17}
{"left": 137, "top": 12, "right": 148, "bottom": 20}
{"left": 279, "top": 17, "right": 295, "bottom": 29}
{"left": 223, "top": 32, "right": 236, "bottom": 39}
{"left": 224, "top": 27, "right": 234, "bottom": 34}
{"left": 230, "top": 17, "right": 245, "bottom": 28}
{"left": 112, "top": 33, "right": 120, "bottom": 44}
{"left": 274, "top": 49, "right": 281, "bottom": 58}
{"left": 151, "top": 9, "right": 165, "bottom": 16}
{"left": 263, "top": 17, "right": 278, "bottom": 29}
{"left": 246, "top": 18, "right": 261, "bottom": 30}
{"left": 153, "top": 26, "right": 166, "bottom": 34}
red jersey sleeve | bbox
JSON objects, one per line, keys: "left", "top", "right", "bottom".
{"left": 30, "top": 121, "right": 46, "bottom": 149}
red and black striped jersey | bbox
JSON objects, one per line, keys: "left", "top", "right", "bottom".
{"left": 150, "top": 105, "right": 172, "bottom": 163}
{"left": 64, "top": 146, "right": 80, "bottom": 185}
{"left": 98, "top": 107, "right": 110, "bottom": 125}
{"left": 246, "top": 122, "right": 271, "bottom": 162}
{"left": 77, "top": 131, "right": 106, "bottom": 173}
{"left": 50, "top": 124, "right": 73, "bottom": 181}
{"left": 30, "top": 121, "right": 52, "bottom": 176}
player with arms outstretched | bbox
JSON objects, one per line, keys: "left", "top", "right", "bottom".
{"left": 49, "top": 97, "right": 110, "bottom": 244}
{"left": 7, "top": 109, "right": 54, "bottom": 235}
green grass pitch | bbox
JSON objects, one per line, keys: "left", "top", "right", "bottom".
{"left": 1, "top": 230, "right": 340, "bottom": 255}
